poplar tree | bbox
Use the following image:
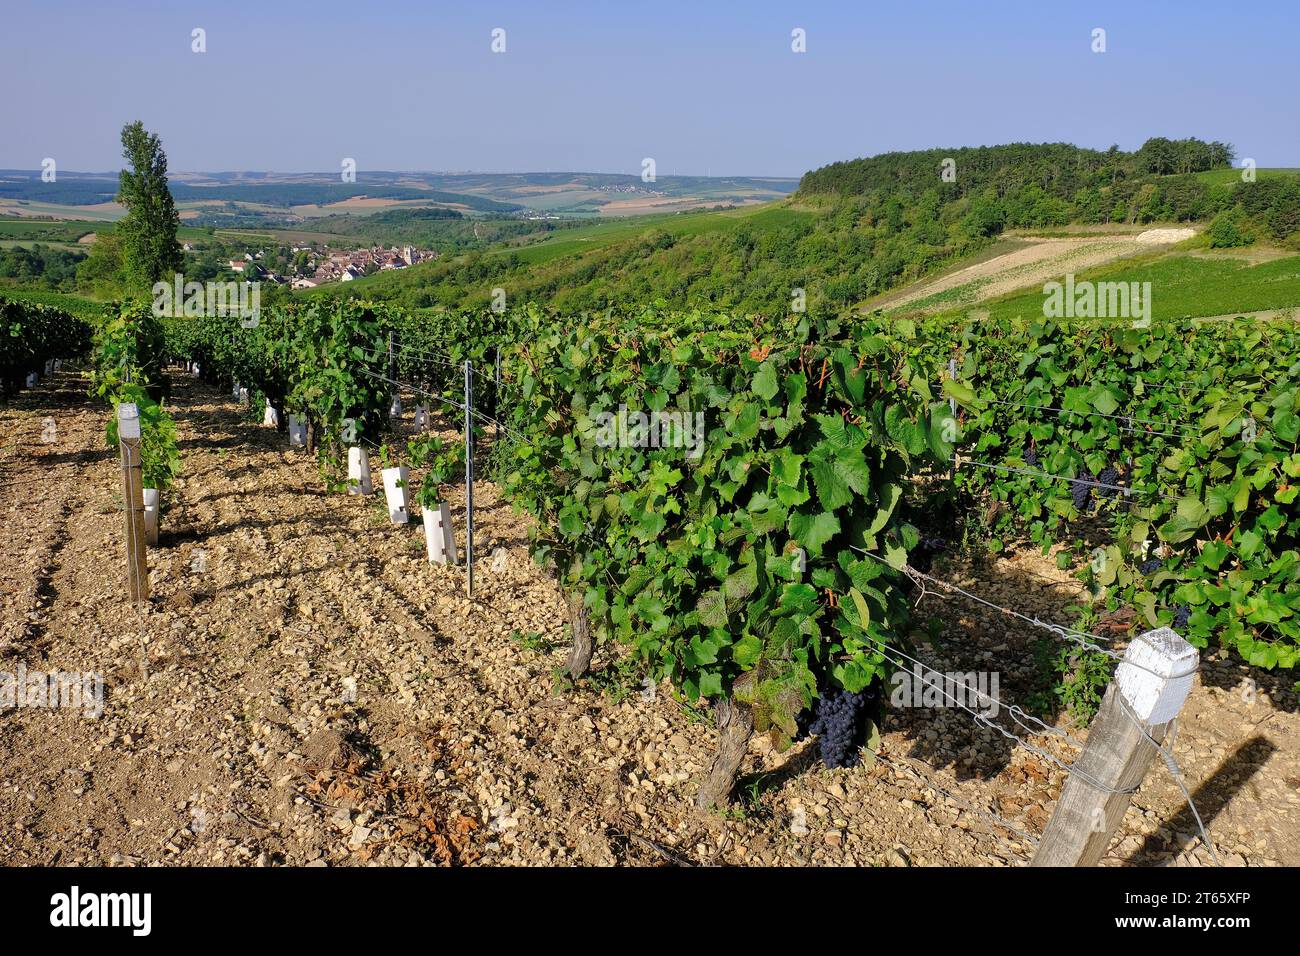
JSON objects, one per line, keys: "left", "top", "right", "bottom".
{"left": 115, "top": 121, "right": 183, "bottom": 291}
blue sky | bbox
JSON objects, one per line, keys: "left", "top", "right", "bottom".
{"left": 1, "top": 0, "right": 1296, "bottom": 176}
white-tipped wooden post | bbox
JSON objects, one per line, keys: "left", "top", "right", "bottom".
{"left": 117, "top": 403, "right": 149, "bottom": 602}
{"left": 1032, "top": 627, "right": 1199, "bottom": 867}
{"left": 464, "top": 360, "right": 474, "bottom": 596}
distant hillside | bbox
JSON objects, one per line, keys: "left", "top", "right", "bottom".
{"left": 797, "top": 139, "right": 1299, "bottom": 244}
{"left": 0, "top": 169, "right": 797, "bottom": 226}
{"left": 301, "top": 140, "right": 1300, "bottom": 316}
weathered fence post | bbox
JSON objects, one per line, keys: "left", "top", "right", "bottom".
{"left": 117, "top": 403, "right": 149, "bottom": 603}
{"left": 493, "top": 346, "right": 501, "bottom": 438}
{"left": 464, "top": 359, "right": 474, "bottom": 597}
{"left": 1032, "top": 627, "right": 1199, "bottom": 866}
{"left": 947, "top": 356, "right": 958, "bottom": 480}
{"left": 947, "top": 357, "right": 957, "bottom": 417}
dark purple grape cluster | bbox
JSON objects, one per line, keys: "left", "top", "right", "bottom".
{"left": 1095, "top": 465, "right": 1121, "bottom": 500}
{"left": 808, "top": 689, "right": 872, "bottom": 769}
{"left": 910, "top": 535, "right": 949, "bottom": 574}
{"left": 794, "top": 706, "right": 815, "bottom": 741}
{"left": 1173, "top": 605, "right": 1191, "bottom": 629}
{"left": 1070, "top": 478, "right": 1093, "bottom": 513}
{"left": 1024, "top": 445, "right": 1038, "bottom": 467}
{"left": 1140, "top": 557, "right": 1161, "bottom": 575}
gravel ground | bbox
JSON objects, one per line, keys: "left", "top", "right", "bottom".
{"left": 1, "top": 368, "right": 1295, "bottom": 867}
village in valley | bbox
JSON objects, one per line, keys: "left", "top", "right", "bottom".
{"left": 216, "top": 243, "right": 437, "bottom": 288}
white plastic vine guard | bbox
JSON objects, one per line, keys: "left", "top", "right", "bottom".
{"left": 263, "top": 404, "right": 280, "bottom": 428}
{"left": 53, "top": 359, "right": 62, "bottom": 373}
{"left": 288, "top": 415, "right": 306, "bottom": 448}
{"left": 44, "top": 360, "right": 54, "bottom": 375}
{"left": 1115, "top": 627, "right": 1199, "bottom": 725}
{"left": 390, "top": 396, "right": 403, "bottom": 418}
{"left": 25, "top": 372, "right": 38, "bottom": 388}
{"left": 192, "top": 362, "right": 201, "bottom": 377}
{"left": 347, "top": 447, "right": 372, "bottom": 495}
{"left": 232, "top": 382, "right": 241, "bottom": 398}
{"left": 142, "top": 488, "right": 160, "bottom": 546}
{"left": 238, "top": 387, "right": 249, "bottom": 405}
{"left": 423, "top": 502, "right": 457, "bottom": 565}
{"left": 382, "top": 466, "right": 410, "bottom": 524}
{"left": 414, "top": 405, "right": 428, "bottom": 430}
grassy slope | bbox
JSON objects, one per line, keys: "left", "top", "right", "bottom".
{"left": 493, "top": 202, "right": 813, "bottom": 266}
{"left": 0, "top": 287, "right": 107, "bottom": 321}
{"left": 309, "top": 201, "right": 816, "bottom": 298}
{"left": 0, "top": 219, "right": 212, "bottom": 243}
{"left": 931, "top": 249, "right": 1300, "bottom": 323}
{"left": 1194, "top": 167, "right": 1300, "bottom": 187}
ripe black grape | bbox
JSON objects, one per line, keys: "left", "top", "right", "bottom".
{"left": 1173, "top": 605, "right": 1191, "bottom": 630}
{"left": 910, "top": 535, "right": 949, "bottom": 574}
{"left": 808, "top": 688, "right": 874, "bottom": 769}
{"left": 1024, "top": 445, "right": 1038, "bottom": 468}
{"left": 1095, "top": 465, "right": 1121, "bottom": 500}
{"left": 1140, "top": 557, "right": 1161, "bottom": 575}
{"left": 1070, "top": 478, "right": 1093, "bottom": 513}
{"left": 794, "top": 706, "right": 815, "bottom": 741}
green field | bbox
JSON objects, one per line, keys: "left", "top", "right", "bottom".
{"left": 0, "top": 219, "right": 100, "bottom": 242}
{"left": 493, "top": 202, "right": 814, "bottom": 266}
{"left": 0, "top": 286, "right": 107, "bottom": 321}
{"left": 0, "top": 219, "right": 214, "bottom": 246}
{"left": 941, "top": 251, "right": 1300, "bottom": 323}
{"left": 1194, "top": 167, "right": 1300, "bottom": 186}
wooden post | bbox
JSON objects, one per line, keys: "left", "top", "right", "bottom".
{"left": 947, "top": 357, "right": 958, "bottom": 481}
{"left": 947, "top": 357, "right": 957, "bottom": 417}
{"left": 493, "top": 346, "right": 501, "bottom": 436}
{"left": 464, "top": 360, "right": 474, "bottom": 597}
{"left": 1032, "top": 627, "right": 1198, "bottom": 866}
{"left": 117, "top": 403, "right": 149, "bottom": 603}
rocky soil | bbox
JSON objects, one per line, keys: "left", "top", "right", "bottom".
{"left": 1, "top": 368, "right": 1296, "bottom": 867}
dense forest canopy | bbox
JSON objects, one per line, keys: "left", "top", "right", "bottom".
{"left": 799, "top": 139, "right": 1234, "bottom": 197}
{"left": 795, "top": 139, "right": 1248, "bottom": 230}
